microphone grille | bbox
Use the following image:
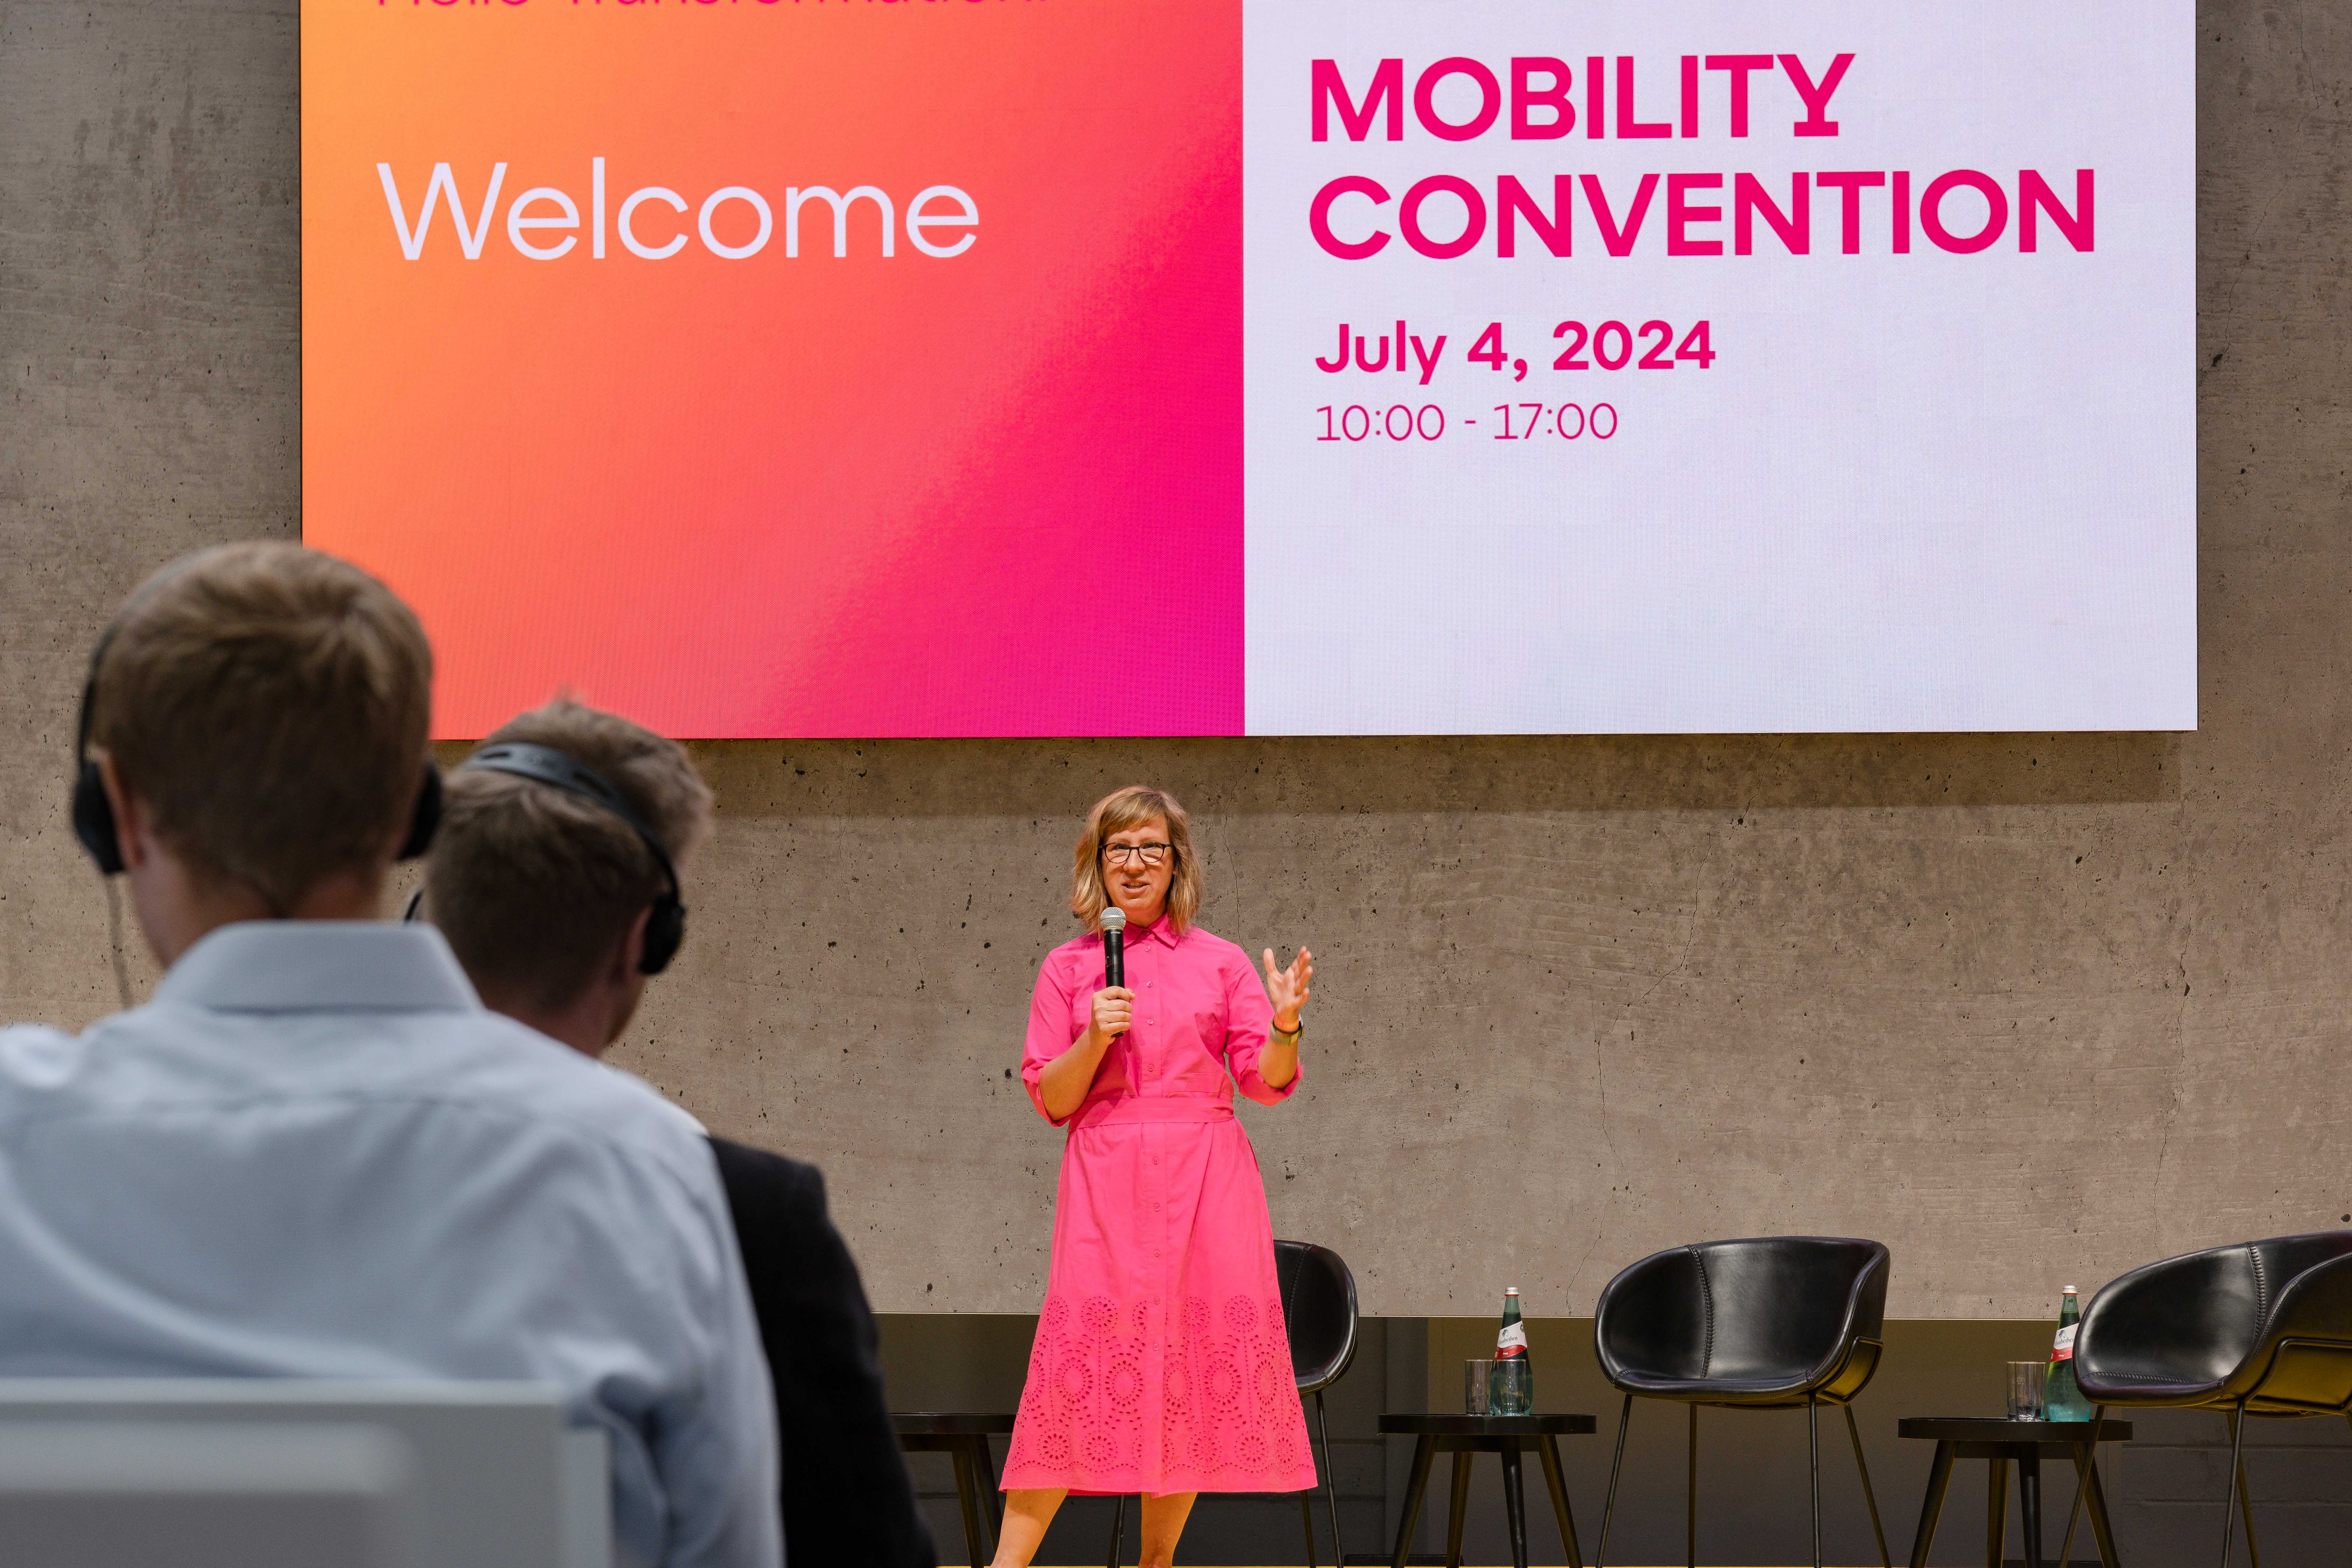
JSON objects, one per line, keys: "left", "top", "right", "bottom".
{"left": 1100, "top": 906, "right": 1126, "bottom": 933}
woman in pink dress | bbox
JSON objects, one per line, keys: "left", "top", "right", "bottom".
{"left": 992, "top": 784, "right": 1318, "bottom": 1568}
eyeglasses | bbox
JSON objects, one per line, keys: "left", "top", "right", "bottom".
{"left": 1102, "top": 842, "right": 1172, "bottom": 867}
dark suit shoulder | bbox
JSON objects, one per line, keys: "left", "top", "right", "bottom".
{"left": 710, "top": 1135, "right": 827, "bottom": 1237}
{"left": 705, "top": 1135, "right": 935, "bottom": 1568}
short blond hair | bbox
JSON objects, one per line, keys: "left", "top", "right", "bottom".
{"left": 1069, "top": 785, "right": 1202, "bottom": 935}
{"left": 89, "top": 543, "right": 433, "bottom": 912}
{"left": 426, "top": 698, "right": 713, "bottom": 1012}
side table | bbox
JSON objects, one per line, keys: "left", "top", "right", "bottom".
{"left": 1897, "top": 1417, "right": 2132, "bottom": 1568}
{"left": 892, "top": 1411, "right": 1014, "bottom": 1568}
{"left": 1379, "top": 1413, "right": 1596, "bottom": 1568}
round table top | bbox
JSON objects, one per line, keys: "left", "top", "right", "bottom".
{"left": 1899, "top": 1417, "right": 2133, "bottom": 1442}
{"left": 1380, "top": 1413, "right": 1597, "bottom": 1436}
{"left": 890, "top": 1412, "right": 1017, "bottom": 1434}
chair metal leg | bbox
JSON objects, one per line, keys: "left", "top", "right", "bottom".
{"left": 2226, "top": 1405, "right": 2261, "bottom": 1568}
{"left": 1841, "top": 1401, "right": 1892, "bottom": 1568}
{"left": 1299, "top": 1493, "right": 1319, "bottom": 1568}
{"left": 2053, "top": 1403, "right": 2106, "bottom": 1568}
{"left": 1316, "top": 1390, "right": 1345, "bottom": 1568}
{"left": 1907, "top": 1441, "right": 1956, "bottom": 1568}
{"left": 1537, "top": 1433, "right": 1584, "bottom": 1568}
{"left": 1809, "top": 1392, "right": 1824, "bottom": 1568}
{"left": 1107, "top": 1491, "right": 1125, "bottom": 1568}
{"left": 1686, "top": 1405, "right": 1698, "bottom": 1568}
{"left": 1595, "top": 1393, "right": 1634, "bottom": 1568}
{"left": 2218, "top": 1403, "right": 2249, "bottom": 1568}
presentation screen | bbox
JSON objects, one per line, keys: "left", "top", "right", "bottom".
{"left": 302, "top": 0, "right": 2193, "bottom": 738}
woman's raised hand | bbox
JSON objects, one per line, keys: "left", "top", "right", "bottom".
{"left": 1088, "top": 986, "right": 1135, "bottom": 1046}
{"left": 1261, "top": 947, "right": 1313, "bottom": 1033}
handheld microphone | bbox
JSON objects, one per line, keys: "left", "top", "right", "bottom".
{"left": 1100, "top": 905, "right": 1125, "bottom": 990}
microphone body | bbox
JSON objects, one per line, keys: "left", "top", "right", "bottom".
{"left": 1100, "top": 905, "right": 1126, "bottom": 990}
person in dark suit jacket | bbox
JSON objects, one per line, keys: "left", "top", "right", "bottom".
{"left": 711, "top": 1136, "right": 936, "bottom": 1568}
{"left": 419, "top": 697, "right": 936, "bottom": 1568}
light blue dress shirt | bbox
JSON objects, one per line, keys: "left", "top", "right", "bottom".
{"left": 0, "top": 922, "right": 782, "bottom": 1568}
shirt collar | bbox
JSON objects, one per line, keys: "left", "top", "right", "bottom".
{"left": 152, "top": 922, "right": 484, "bottom": 1013}
{"left": 1111, "top": 916, "right": 1180, "bottom": 950}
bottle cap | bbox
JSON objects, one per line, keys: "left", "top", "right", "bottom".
{"left": 2063, "top": 1284, "right": 2077, "bottom": 1293}
{"left": 1506, "top": 1286, "right": 1520, "bottom": 1295}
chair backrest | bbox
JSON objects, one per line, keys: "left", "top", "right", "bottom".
{"left": 1274, "top": 1240, "right": 1360, "bottom": 1395}
{"left": 2078, "top": 1231, "right": 2352, "bottom": 1409}
{"left": 0, "top": 1382, "right": 608, "bottom": 1568}
{"left": 1596, "top": 1237, "right": 1889, "bottom": 1385}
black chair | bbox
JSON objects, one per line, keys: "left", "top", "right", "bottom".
{"left": 1107, "top": 1239, "right": 1360, "bottom": 1567}
{"left": 2054, "top": 1230, "right": 2352, "bottom": 1568}
{"left": 1591, "top": 1236, "right": 1892, "bottom": 1568}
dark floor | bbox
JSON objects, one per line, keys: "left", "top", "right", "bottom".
{"left": 877, "top": 1315, "right": 2351, "bottom": 1566}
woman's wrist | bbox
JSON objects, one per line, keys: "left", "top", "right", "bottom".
{"left": 1271, "top": 1014, "right": 1301, "bottom": 1038}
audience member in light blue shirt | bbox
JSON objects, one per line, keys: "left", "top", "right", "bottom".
{"left": 1, "top": 543, "right": 781, "bottom": 1568}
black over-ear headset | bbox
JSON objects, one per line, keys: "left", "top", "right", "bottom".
{"left": 71, "top": 619, "right": 443, "bottom": 879}
{"left": 455, "top": 741, "right": 686, "bottom": 976}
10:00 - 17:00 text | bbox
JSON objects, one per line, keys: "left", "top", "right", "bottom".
{"left": 1315, "top": 402, "right": 1619, "bottom": 442}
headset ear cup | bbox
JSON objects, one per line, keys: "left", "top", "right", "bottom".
{"left": 640, "top": 898, "right": 685, "bottom": 976}
{"left": 397, "top": 765, "right": 443, "bottom": 862}
{"left": 72, "top": 762, "right": 125, "bottom": 876}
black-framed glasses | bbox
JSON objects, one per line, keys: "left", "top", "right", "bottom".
{"left": 1102, "top": 842, "right": 1172, "bottom": 867}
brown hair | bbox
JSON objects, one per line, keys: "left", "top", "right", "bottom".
{"left": 1069, "top": 784, "right": 1202, "bottom": 935}
{"left": 425, "top": 697, "right": 713, "bottom": 1012}
{"left": 89, "top": 542, "right": 434, "bottom": 913}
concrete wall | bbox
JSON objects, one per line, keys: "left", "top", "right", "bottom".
{"left": 2, "top": 0, "right": 2348, "bottom": 1319}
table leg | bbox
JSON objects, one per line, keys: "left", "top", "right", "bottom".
{"left": 1445, "top": 1449, "right": 1474, "bottom": 1568}
{"left": 1391, "top": 1435, "right": 1437, "bottom": 1568}
{"left": 949, "top": 1444, "right": 988, "bottom": 1568}
{"left": 976, "top": 1434, "right": 1005, "bottom": 1545}
{"left": 1985, "top": 1454, "right": 2009, "bottom": 1568}
{"left": 2068, "top": 1444, "right": 2123, "bottom": 1568}
{"left": 1501, "top": 1443, "right": 1531, "bottom": 1568}
{"left": 1908, "top": 1442, "right": 1956, "bottom": 1568}
{"left": 1537, "top": 1435, "right": 1584, "bottom": 1568}
{"left": 2018, "top": 1447, "right": 2044, "bottom": 1568}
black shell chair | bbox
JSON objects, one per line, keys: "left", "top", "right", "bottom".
{"left": 2053, "top": 1230, "right": 2352, "bottom": 1568}
{"left": 1105, "top": 1240, "right": 1360, "bottom": 1567}
{"left": 1591, "top": 1236, "right": 1892, "bottom": 1568}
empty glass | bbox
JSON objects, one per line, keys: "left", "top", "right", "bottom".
{"left": 2007, "top": 1360, "right": 2047, "bottom": 1421}
{"left": 1464, "top": 1359, "right": 1494, "bottom": 1414}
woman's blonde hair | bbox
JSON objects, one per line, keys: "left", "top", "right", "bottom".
{"left": 1070, "top": 785, "right": 1202, "bottom": 935}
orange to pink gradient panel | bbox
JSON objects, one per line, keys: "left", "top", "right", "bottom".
{"left": 302, "top": 1, "right": 1242, "bottom": 738}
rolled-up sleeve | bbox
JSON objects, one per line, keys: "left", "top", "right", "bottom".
{"left": 1221, "top": 951, "right": 1302, "bottom": 1106}
{"left": 1020, "top": 953, "right": 1083, "bottom": 1126}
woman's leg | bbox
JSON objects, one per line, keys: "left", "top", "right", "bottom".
{"left": 987, "top": 1488, "right": 1066, "bottom": 1568}
{"left": 1135, "top": 1491, "right": 1198, "bottom": 1568}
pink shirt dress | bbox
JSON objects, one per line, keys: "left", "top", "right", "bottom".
{"left": 1000, "top": 918, "right": 1317, "bottom": 1497}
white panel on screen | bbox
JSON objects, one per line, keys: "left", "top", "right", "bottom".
{"left": 1242, "top": 0, "right": 2194, "bottom": 734}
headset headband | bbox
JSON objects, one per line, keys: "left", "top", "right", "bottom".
{"left": 454, "top": 740, "right": 687, "bottom": 975}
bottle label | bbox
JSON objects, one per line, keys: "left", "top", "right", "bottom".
{"left": 1497, "top": 1322, "right": 1528, "bottom": 1357}
{"left": 2051, "top": 1323, "right": 2077, "bottom": 1362}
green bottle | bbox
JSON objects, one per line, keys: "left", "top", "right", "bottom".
{"left": 1492, "top": 1287, "right": 1532, "bottom": 1415}
{"left": 2044, "top": 1286, "right": 2091, "bottom": 1421}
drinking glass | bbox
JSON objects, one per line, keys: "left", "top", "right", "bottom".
{"left": 2007, "top": 1360, "right": 2047, "bottom": 1421}
{"left": 1489, "top": 1357, "right": 1533, "bottom": 1416}
{"left": 1464, "top": 1360, "right": 1494, "bottom": 1415}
